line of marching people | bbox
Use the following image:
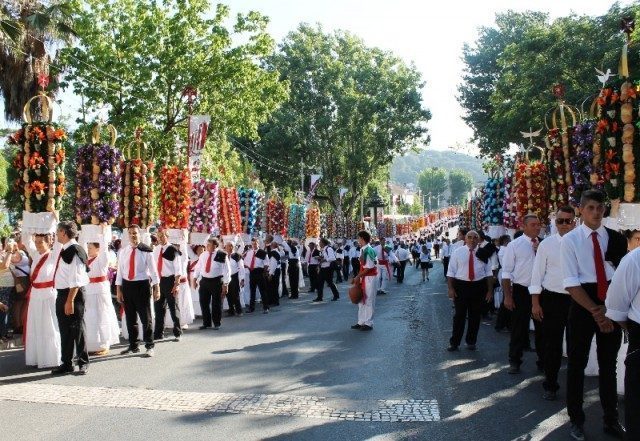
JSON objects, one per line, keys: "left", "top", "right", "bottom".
{"left": 444, "top": 190, "right": 639, "bottom": 441}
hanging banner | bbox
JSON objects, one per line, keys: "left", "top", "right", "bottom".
{"left": 305, "top": 174, "right": 322, "bottom": 204}
{"left": 188, "top": 115, "right": 210, "bottom": 181}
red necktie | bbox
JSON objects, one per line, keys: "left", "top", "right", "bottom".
{"left": 157, "top": 246, "right": 163, "bottom": 276}
{"left": 128, "top": 248, "right": 136, "bottom": 280}
{"left": 205, "top": 251, "right": 213, "bottom": 273}
{"left": 591, "top": 232, "right": 608, "bottom": 301}
{"left": 468, "top": 248, "right": 475, "bottom": 281}
{"left": 250, "top": 251, "right": 256, "bottom": 270}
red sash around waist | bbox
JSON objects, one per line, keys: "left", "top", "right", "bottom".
{"left": 359, "top": 266, "right": 378, "bottom": 304}
{"left": 89, "top": 276, "right": 108, "bottom": 284}
{"left": 31, "top": 280, "right": 54, "bottom": 289}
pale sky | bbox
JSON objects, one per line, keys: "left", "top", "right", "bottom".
{"left": 1, "top": 0, "right": 630, "bottom": 154}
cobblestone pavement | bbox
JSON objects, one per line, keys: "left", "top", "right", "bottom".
{"left": 0, "top": 383, "right": 440, "bottom": 422}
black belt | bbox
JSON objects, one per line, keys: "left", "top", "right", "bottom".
{"left": 289, "top": 259, "right": 299, "bottom": 262}
{"left": 202, "top": 275, "right": 222, "bottom": 281}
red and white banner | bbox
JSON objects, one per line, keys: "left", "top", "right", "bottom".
{"left": 188, "top": 115, "right": 210, "bottom": 181}
{"left": 305, "top": 174, "right": 322, "bottom": 204}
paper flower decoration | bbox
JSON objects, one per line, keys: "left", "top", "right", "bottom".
{"left": 159, "top": 165, "right": 192, "bottom": 229}
{"left": 306, "top": 204, "right": 321, "bottom": 238}
{"left": 218, "top": 187, "right": 242, "bottom": 235}
{"left": 75, "top": 142, "right": 123, "bottom": 225}
{"left": 120, "top": 158, "right": 155, "bottom": 229}
{"left": 288, "top": 203, "right": 306, "bottom": 238}
{"left": 239, "top": 187, "right": 261, "bottom": 235}
{"left": 9, "top": 122, "right": 68, "bottom": 213}
{"left": 190, "top": 178, "right": 219, "bottom": 234}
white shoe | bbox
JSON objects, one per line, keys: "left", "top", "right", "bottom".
{"left": 145, "top": 348, "right": 155, "bottom": 358}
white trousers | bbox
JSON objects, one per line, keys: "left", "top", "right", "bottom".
{"left": 357, "top": 275, "right": 378, "bottom": 326}
{"left": 378, "top": 264, "right": 390, "bottom": 292}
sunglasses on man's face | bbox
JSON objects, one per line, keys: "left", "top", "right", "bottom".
{"left": 556, "top": 218, "right": 574, "bottom": 225}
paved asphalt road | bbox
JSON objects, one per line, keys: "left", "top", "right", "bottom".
{"left": 0, "top": 257, "right": 626, "bottom": 440}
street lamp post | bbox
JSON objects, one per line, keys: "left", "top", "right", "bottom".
{"left": 366, "top": 190, "right": 387, "bottom": 229}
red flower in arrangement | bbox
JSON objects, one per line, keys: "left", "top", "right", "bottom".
{"left": 55, "top": 148, "right": 65, "bottom": 164}
{"left": 13, "top": 153, "right": 24, "bottom": 170}
{"left": 29, "top": 180, "right": 46, "bottom": 194}
{"left": 9, "top": 130, "right": 23, "bottom": 145}
{"left": 611, "top": 121, "right": 619, "bottom": 133}
{"left": 628, "top": 87, "right": 637, "bottom": 99}
{"left": 31, "top": 127, "right": 46, "bottom": 142}
{"left": 28, "top": 152, "right": 45, "bottom": 169}
{"left": 611, "top": 91, "right": 620, "bottom": 103}
{"left": 596, "top": 119, "right": 609, "bottom": 134}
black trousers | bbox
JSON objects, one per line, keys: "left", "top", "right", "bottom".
{"left": 412, "top": 252, "right": 420, "bottom": 268}
{"left": 308, "top": 264, "right": 319, "bottom": 293}
{"left": 343, "top": 257, "right": 350, "bottom": 281}
{"left": 154, "top": 276, "right": 181, "bottom": 338}
{"left": 509, "top": 283, "right": 543, "bottom": 366}
{"left": 626, "top": 320, "right": 640, "bottom": 441}
{"left": 199, "top": 276, "right": 223, "bottom": 327}
{"left": 397, "top": 260, "right": 408, "bottom": 283}
{"left": 335, "top": 260, "right": 343, "bottom": 283}
{"left": 122, "top": 279, "right": 154, "bottom": 349}
{"left": 317, "top": 266, "right": 339, "bottom": 300}
{"left": 567, "top": 283, "right": 621, "bottom": 426}
{"left": 227, "top": 273, "right": 242, "bottom": 315}
{"left": 539, "top": 291, "right": 571, "bottom": 392}
{"left": 288, "top": 260, "right": 300, "bottom": 298}
{"left": 280, "top": 262, "right": 289, "bottom": 298}
{"left": 442, "top": 256, "right": 450, "bottom": 277}
{"left": 267, "top": 269, "right": 280, "bottom": 307}
{"left": 249, "top": 268, "right": 268, "bottom": 311}
{"left": 350, "top": 258, "right": 360, "bottom": 277}
{"left": 450, "top": 279, "right": 485, "bottom": 347}
{"left": 56, "top": 288, "right": 89, "bottom": 368}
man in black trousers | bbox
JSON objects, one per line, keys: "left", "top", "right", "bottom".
{"left": 605, "top": 241, "right": 640, "bottom": 441}
{"left": 446, "top": 230, "right": 493, "bottom": 351}
{"left": 243, "top": 237, "right": 268, "bottom": 313}
{"left": 305, "top": 241, "right": 320, "bottom": 294}
{"left": 502, "top": 214, "right": 542, "bottom": 374}
{"left": 52, "top": 221, "right": 90, "bottom": 375}
{"left": 561, "top": 190, "right": 626, "bottom": 440}
{"left": 117, "top": 225, "right": 160, "bottom": 358}
{"left": 152, "top": 228, "right": 182, "bottom": 341}
{"left": 196, "top": 237, "right": 230, "bottom": 328}
{"left": 286, "top": 239, "right": 300, "bottom": 299}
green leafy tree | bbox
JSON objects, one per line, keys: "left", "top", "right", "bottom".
{"left": 256, "top": 24, "right": 431, "bottom": 216}
{"left": 0, "top": 0, "right": 78, "bottom": 120}
{"left": 60, "top": 0, "right": 288, "bottom": 177}
{"left": 459, "top": 4, "right": 640, "bottom": 156}
{"left": 449, "top": 169, "right": 473, "bottom": 205}
{"left": 417, "top": 167, "right": 447, "bottom": 204}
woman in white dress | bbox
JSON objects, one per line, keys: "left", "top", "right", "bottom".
{"left": 84, "top": 231, "right": 121, "bottom": 355}
{"left": 24, "top": 234, "right": 62, "bottom": 369}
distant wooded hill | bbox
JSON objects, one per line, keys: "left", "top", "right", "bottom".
{"left": 391, "top": 149, "right": 487, "bottom": 186}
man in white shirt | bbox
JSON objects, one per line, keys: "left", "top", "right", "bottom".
{"left": 374, "top": 239, "right": 397, "bottom": 295}
{"left": 561, "top": 190, "right": 627, "bottom": 440}
{"left": 529, "top": 206, "right": 575, "bottom": 401}
{"left": 605, "top": 246, "right": 640, "bottom": 441}
{"left": 441, "top": 238, "right": 451, "bottom": 278}
{"left": 243, "top": 238, "right": 268, "bottom": 313}
{"left": 195, "top": 237, "right": 231, "bottom": 326}
{"left": 305, "top": 242, "right": 320, "bottom": 295}
{"left": 285, "top": 240, "right": 301, "bottom": 299}
{"left": 446, "top": 230, "right": 493, "bottom": 351}
{"left": 266, "top": 240, "right": 281, "bottom": 309}
{"left": 315, "top": 238, "right": 339, "bottom": 302}
{"left": 395, "top": 243, "right": 410, "bottom": 284}
{"left": 224, "top": 241, "right": 245, "bottom": 316}
{"left": 502, "top": 214, "right": 541, "bottom": 374}
{"left": 52, "top": 221, "right": 90, "bottom": 375}
{"left": 152, "top": 228, "right": 182, "bottom": 342}
{"left": 116, "top": 225, "right": 160, "bottom": 357}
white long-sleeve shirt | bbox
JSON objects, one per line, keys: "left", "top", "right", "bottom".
{"left": 195, "top": 249, "right": 231, "bottom": 284}
{"left": 605, "top": 247, "right": 640, "bottom": 324}
{"left": 152, "top": 244, "right": 180, "bottom": 278}
{"left": 561, "top": 223, "right": 615, "bottom": 288}
{"left": 446, "top": 245, "right": 492, "bottom": 281}
{"left": 55, "top": 240, "right": 90, "bottom": 290}
{"left": 116, "top": 245, "right": 160, "bottom": 285}
{"left": 528, "top": 233, "right": 568, "bottom": 295}
{"left": 501, "top": 235, "right": 538, "bottom": 286}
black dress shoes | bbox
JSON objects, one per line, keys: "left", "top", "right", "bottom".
{"left": 360, "top": 325, "right": 373, "bottom": 331}
{"left": 312, "top": 298, "right": 323, "bottom": 302}
{"left": 351, "top": 324, "right": 362, "bottom": 329}
{"left": 570, "top": 424, "right": 585, "bottom": 441}
{"left": 446, "top": 345, "right": 459, "bottom": 352}
{"left": 51, "top": 366, "right": 74, "bottom": 375}
{"left": 331, "top": 297, "right": 339, "bottom": 301}
{"left": 120, "top": 347, "right": 140, "bottom": 355}
{"left": 603, "top": 421, "right": 625, "bottom": 439}
{"left": 199, "top": 325, "right": 211, "bottom": 330}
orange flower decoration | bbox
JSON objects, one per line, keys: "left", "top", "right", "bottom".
{"left": 30, "top": 181, "right": 46, "bottom": 193}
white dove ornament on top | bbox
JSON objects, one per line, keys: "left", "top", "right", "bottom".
{"left": 595, "top": 67, "right": 615, "bottom": 88}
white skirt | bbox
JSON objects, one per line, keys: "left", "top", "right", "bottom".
{"left": 84, "top": 282, "right": 120, "bottom": 352}
{"left": 25, "top": 288, "right": 62, "bottom": 368}
{"left": 191, "top": 285, "right": 202, "bottom": 316}
{"left": 164, "top": 283, "right": 194, "bottom": 327}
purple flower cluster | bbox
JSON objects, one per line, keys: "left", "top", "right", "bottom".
{"left": 570, "top": 121, "right": 599, "bottom": 206}
{"left": 75, "top": 143, "right": 123, "bottom": 224}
